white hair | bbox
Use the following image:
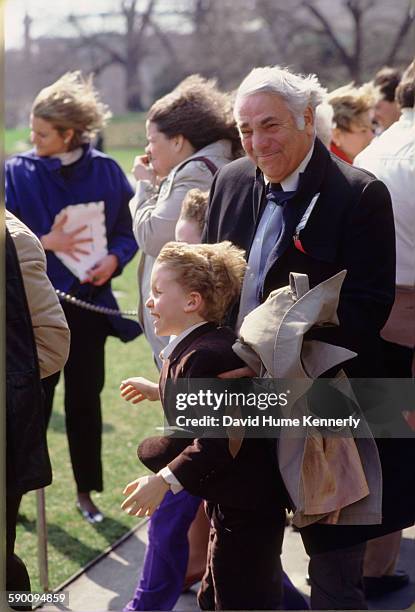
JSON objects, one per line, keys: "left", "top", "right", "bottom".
{"left": 315, "top": 103, "right": 334, "bottom": 148}
{"left": 234, "top": 65, "right": 327, "bottom": 129}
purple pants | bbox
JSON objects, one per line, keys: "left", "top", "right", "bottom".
{"left": 124, "top": 490, "right": 201, "bottom": 611}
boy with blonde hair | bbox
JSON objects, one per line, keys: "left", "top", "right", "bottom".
{"left": 175, "top": 188, "right": 209, "bottom": 244}
{"left": 121, "top": 241, "right": 286, "bottom": 610}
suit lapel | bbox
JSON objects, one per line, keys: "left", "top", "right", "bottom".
{"left": 168, "top": 322, "right": 217, "bottom": 370}
{"left": 159, "top": 358, "right": 170, "bottom": 403}
{"left": 253, "top": 170, "right": 266, "bottom": 226}
{"left": 261, "top": 140, "right": 331, "bottom": 284}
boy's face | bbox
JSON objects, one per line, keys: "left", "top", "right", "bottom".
{"left": 175, "top": 218, "right": 202, "bottom": 244}
{"left": 146, "top": 263, "right": 196, "bottom": 336}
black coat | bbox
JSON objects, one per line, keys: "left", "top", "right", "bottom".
{"left": 205, "top": 139, "right": 396, "bottom": 375}
{"left": 204, "top": 140, "right": 415, "bottom": 553}
{"left": 138, "top": 323, "right": 286, "bottom": 510}
{"left": 6, "top": 229, "right": 52, "bottom": 495}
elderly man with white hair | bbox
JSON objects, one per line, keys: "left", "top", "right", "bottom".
{"left": 203, "top": 65, "right": 415, "bottom": 610}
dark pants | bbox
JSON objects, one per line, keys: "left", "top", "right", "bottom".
{"left": 309, "top": 542, "right": 367, "bottom": 610}
{"left": 6, "top": 492, "right": 31, "bottom": 610}
{"left": 198, "top": 502, "right": 285, "bottom": 610}
{"left": 380, "top": 337, "right": 413, "bottom": 377}
{"left": 42, "top": 303, "right": 109, "bottom": 493}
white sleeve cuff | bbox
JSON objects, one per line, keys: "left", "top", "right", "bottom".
{"left": 158, "top": 466, "right": 184, "bottom": 494}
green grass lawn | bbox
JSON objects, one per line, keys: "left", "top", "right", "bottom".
{"left": 13, "top": 196, "right": 158, "bottom": 590}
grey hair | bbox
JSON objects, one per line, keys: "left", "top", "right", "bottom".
{"left": 315, "top": 103, "right": 334, "bottom": 148}
{"left": 234, "top": 66, "right": 327, "bottom": 130}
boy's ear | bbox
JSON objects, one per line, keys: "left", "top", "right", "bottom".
{"left": 184, "top": 291, "right": 203, "bottom": 313}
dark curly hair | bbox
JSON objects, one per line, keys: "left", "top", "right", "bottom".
{"left": 396, "top": 59, "right": 415, "bottom": 109}
{"left": 373, "top": 67, "right": 401, "bottom": 103}
{"left": 147, "top": 75, "right": 243, "bottom": 158}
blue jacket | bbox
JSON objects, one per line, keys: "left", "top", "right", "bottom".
{"left": 6, "top": 145, "right": 141, "bottom": 341}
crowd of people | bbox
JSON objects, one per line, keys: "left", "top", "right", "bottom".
{"left": 5, "top": 57, "right": 415, "bottom": 612}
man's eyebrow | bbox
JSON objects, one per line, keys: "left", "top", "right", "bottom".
{"left": 238, "top": 121, "right": 251, "bottom": 129}
{"left": 259, "top": 116, "right": 280, "bottom": 126}
{"left": 238, "top": 116, "right": 280, "bottom": 129}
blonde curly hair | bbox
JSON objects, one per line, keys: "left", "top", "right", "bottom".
{"left": 328, "top": 82, "right": 375, "bottom": 132}
{"left": 179, "top": 189, "right": 210, "bottom": 235}
{"left": 31, "top": 71, "right": 112, "bottom": 149}
{"left": 156, "top": 241, "right": 246, "bottom": 324}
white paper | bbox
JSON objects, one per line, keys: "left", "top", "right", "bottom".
{"left": 54, "top": 201, "right": 108, "bottom": 282}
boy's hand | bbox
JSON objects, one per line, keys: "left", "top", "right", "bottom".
{"left": 120, "top": 377, "right": 160, "bottom": 403}
{"left": 121, "top": 475, "right": 169, "bottom": 517}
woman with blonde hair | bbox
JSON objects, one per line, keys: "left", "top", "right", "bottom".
{"left": 328, "top": 82, "right": 376, "bottom": 162}
{"left": 6, "top": 71, "right": 141, "bottom": 522}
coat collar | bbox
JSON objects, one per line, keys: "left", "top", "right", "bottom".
{"left": 17, "top": 144, "right": 109, "bottom": 178}
{"left": 251, "top": 139, "right": 330, "bottom": 277}
{"left": 165, "top": 321, "right": 217, "bottom": 368}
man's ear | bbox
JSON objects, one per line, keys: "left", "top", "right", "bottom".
{"left": 304, "top": 106, "right": 314, "bottom": 135}
{"left": 184, "top": 291, "right": 203, "bottom": 313}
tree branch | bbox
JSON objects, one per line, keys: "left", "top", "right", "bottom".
{"left": 149, "top": 19, "right": 181, "bottom": 66}
{"left": 384, "top": 1, "right": 415, "bottom": 65}
{"left": 302, "top": 0, "right": 353, "bottom": 70}
{"left": 67, "top": 14, "right": 126, "bottom": 65}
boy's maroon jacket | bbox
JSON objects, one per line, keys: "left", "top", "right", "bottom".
{"left": 138, "top": 322, "right": 286, "bottom": 510}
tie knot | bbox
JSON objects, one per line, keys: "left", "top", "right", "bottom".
{"left": 266, "top": 183, "right": 296, "bottom": 206}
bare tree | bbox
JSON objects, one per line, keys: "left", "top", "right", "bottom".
{"left": 68, "top": 0, "right": 160, "bottom": 110}
{"left": 254, "top": 0, "right": 415, "bottom": 85}
{"left": 303, "top": 0, "right": 414, "bottom": 82}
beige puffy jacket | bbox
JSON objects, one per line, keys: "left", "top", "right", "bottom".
{"left": 131, "top": 139, "right": 234, "bottom": 366}
{"left": 6, "top": 210, "right": 70, "bottom": 378}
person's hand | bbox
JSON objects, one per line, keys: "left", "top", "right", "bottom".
{"left": 120, "top": 377, "right": 160, "bottom": 403}
{"left": 132, "top": 154, "right": 157, "bottom": 184}
{"left": 40, "top": 214, "right": 92, "bottom": 261}
{"left": 121, "top": 475, "right": 169, "bottom": 517}
{"left": 218, "top": 366, "right": 256, "bottom": 379}
{"left": 84, "top": 254, "right": 119, "bottom": 286}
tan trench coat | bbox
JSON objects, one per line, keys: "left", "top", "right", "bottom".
{"left": 233, "top": 270, "right": 383, "bottom": 528}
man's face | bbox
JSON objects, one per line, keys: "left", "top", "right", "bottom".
{"left": 374, "top": 99, "right": 401, "bottom": 131}
{"left": 235, "top": 92, "right": 314, "bottom": 182}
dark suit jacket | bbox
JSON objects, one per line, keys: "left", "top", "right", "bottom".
{"left": 138, "top": 322, "right": 286, "bottom": 510}
{"left": 204, "top": 138, "right": 396, "bottom": 377}
{"left": 204, "top": 140, "right": 415, "bottom": 553}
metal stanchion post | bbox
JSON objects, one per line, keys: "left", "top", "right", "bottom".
{"left": 36, "top": 488, "right": 49, "bottom": 592}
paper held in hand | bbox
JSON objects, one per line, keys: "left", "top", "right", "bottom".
{"left": 54, "top": 201, "right": 108, "bottom": 282}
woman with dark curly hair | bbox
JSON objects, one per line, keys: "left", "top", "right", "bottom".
{"left": 6, "top": 72, "right": 141, "bottom": 523}
{"left": 131, "top": 74, "right": 242, "bottom": 368}
{"left": 124, "top": 75, "right": 242, "bottom": 611}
